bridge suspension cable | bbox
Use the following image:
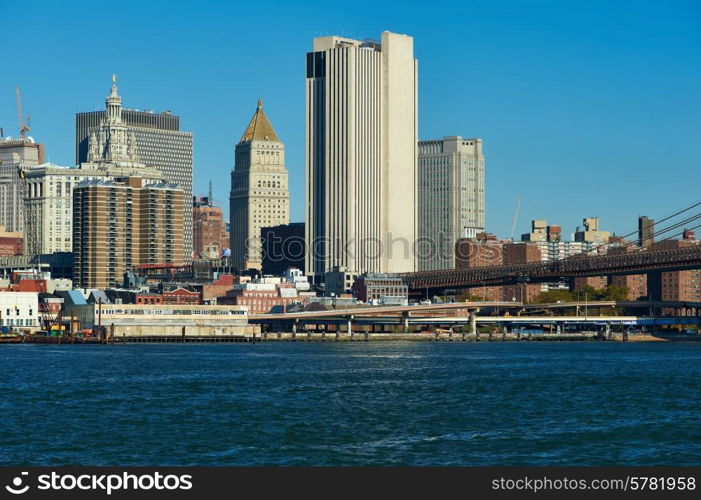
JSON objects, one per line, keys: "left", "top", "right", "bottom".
{"left": 559, "top": 200, "right": 701, "bottom": 261}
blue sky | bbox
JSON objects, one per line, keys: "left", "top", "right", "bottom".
{"left": 2, "top": 0, "right": 699, "bottom": 239}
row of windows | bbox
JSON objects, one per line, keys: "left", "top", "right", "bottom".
{"left": 102, "top": 309, "right": 245, "bottom": 315}
{"left": 5, "top": 308, "right": 33, "bottom": 316}
{"left": 1, "top": 319, "right": 37, "bottom": 326}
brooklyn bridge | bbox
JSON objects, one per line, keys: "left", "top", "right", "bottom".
{"left": 400, "top": 201, "right": 701, "bottom": 294}
{"left": 399, "top": 244, "right": 701, "bottom": 292}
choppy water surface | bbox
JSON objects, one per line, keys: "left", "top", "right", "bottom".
{"left": 1, "top": 342, "right": 699, "bottom": 465}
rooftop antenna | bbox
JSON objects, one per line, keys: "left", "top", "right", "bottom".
{"left": 15, "top": 86, "right": 31, "bottom": 140}
{"left": 509, "top": 194, "right": 523, "bottom": 241}
{"left": 208, "top": 180, "right": 213, "bottom": 205}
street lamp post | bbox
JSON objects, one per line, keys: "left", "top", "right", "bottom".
{"left": 516, "top": 274, "right": 530, "bottom": 306}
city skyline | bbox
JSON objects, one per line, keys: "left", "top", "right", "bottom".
{"left": 1, "top": 0, "right": 699, "bottom": 240}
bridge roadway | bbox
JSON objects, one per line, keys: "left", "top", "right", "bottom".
{"left": 248, "top": 300, "right": 701, "bottom": 323}
{"left": 406, "top": 316, "right": 700, "bottom": 327}
{"left": 248, "top": 302, "right": 515, "bottom": 321}
{"left": 520, "top": 300, "right": 701, "bottom": 312}
{"left": 399, "top": 245, "right": 701, "bottom": 290}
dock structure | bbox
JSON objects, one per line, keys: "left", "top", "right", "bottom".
{"left": 5, "top": 300, "right": 697, "bottom": 344}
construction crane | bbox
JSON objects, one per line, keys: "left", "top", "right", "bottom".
{"left": 15, "top": 86, "right": 31, "bottom": 140}
{"left": 16, "top": 167, "right": 38, "bottom": 259}
{"left": 509, "top": 194, "right": 523, "bottom": 241}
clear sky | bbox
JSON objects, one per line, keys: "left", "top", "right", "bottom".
{"left": 3, "top": 0, "right": 699, "bottom": 239}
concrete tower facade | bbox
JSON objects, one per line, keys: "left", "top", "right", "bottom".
{"left": 229, "top": 100, "right": 289, "bottom": 270}
{"left": 418, "top": 136, "right": 485, "bottom": 271}
{"left": 0, "top": 138, "right": 45, "bottom": 234}
{"left": 305, "top": 31, "right": 418, "bottom": 280}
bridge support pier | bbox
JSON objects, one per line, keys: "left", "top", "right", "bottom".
{"left": 292, "top": 319, "right": 298, "bottom": 335}
{"left": 402, "top": 312, "right": 410, "bottom": 333}
{"left": 346, "top": 316, "right": 353, "bottom": 334}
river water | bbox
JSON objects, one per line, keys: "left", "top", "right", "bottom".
{"left": 1, "top": 342, "right": 699, "bottom": 465}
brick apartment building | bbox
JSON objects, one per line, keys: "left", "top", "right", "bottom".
{"left": 647, "top": 235, "right": 701, "bottom": 301}
{"left": 0, "top": 226, "right": 23, "bottom": 256}
{"left": 219, "top": 280, "right": 300, "bottom": 314}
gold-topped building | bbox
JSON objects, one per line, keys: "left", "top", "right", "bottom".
{"left": 229, "top": 100, "right": 289, "bottom": 270}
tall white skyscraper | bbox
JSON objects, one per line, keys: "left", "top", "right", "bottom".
{"left": 417, "top": 136, "right": 485, "bottom": 271}
{"left": 230, "top": 100, "right": 290, "bottom": 270}
{"left": 305, "top": 31, "right": 418, "bottom": 280}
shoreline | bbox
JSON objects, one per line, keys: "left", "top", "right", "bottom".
{"left": 2, "top": 332, "right": 699, "bottom": 344}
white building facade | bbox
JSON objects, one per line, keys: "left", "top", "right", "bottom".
{"left": 305, "top": 31, "right": 418, "bottom": 280}
{"left": 23, "top": 164, "right": 104, "bottom": 254}
{"left": 0, "top": 292, "right": 39, "bottom": 330}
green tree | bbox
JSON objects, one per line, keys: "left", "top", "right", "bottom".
{"left": 533, "top": 289, "right": 574, "bottom": 303}
{"left": 600, "top": 285, "right": 630, "bottom": 301}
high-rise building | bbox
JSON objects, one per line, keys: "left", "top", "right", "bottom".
{"left": 574, "top": 217, "right": 610, "bottom": 243}
{"left": 455, "top": 232, "right": 504, "bottom": 300}
{"left": 72, "top": 76, "right": 184, "bottom": 289}
{"left": 0, "top": 137, "right": 45, "bottom": 233}
{"left": 454, "top": 236, "right": 544, "bottom": 302}
{"left": 647, "top": 236, "right": 701, "bottom": 302}
{"left": 607, "top": 244, "right": 647, "bottom": 299}
{"left": 638, "top": 216, "right": 655, "bottom": 247}
{"left": 572, "top": 276, "right": 609, "bottom": 291}
{"left": 76, "top": 78, "right": 193, "bottom": 259}
{"left": 230, "top": 100, "right": 289, "bottom": 271}
{"left": 521, "top": 219, "right": 548, "bottom": 242}
{"left": 521, "top": 220, "right": 561, "bottom": 243}
{"left": 73, "top": 176, "right": 184, "bottom": 289}
{"left": 261, "top": 222, "right": 305, "bottom": 276}
{"left": 23, "top": 163, "right": 106, "bottom": 255}
{"left": 193, "top": 195, "right": 229, "bottom": 259}
{"left": 418, "top": 136, "right": 485, "bottom": 271}
{"left": 305, "top": 31, "right": 418, "bottom": 280}
{"left": 502, "top": 243, "right": 543, "bottom": 302}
